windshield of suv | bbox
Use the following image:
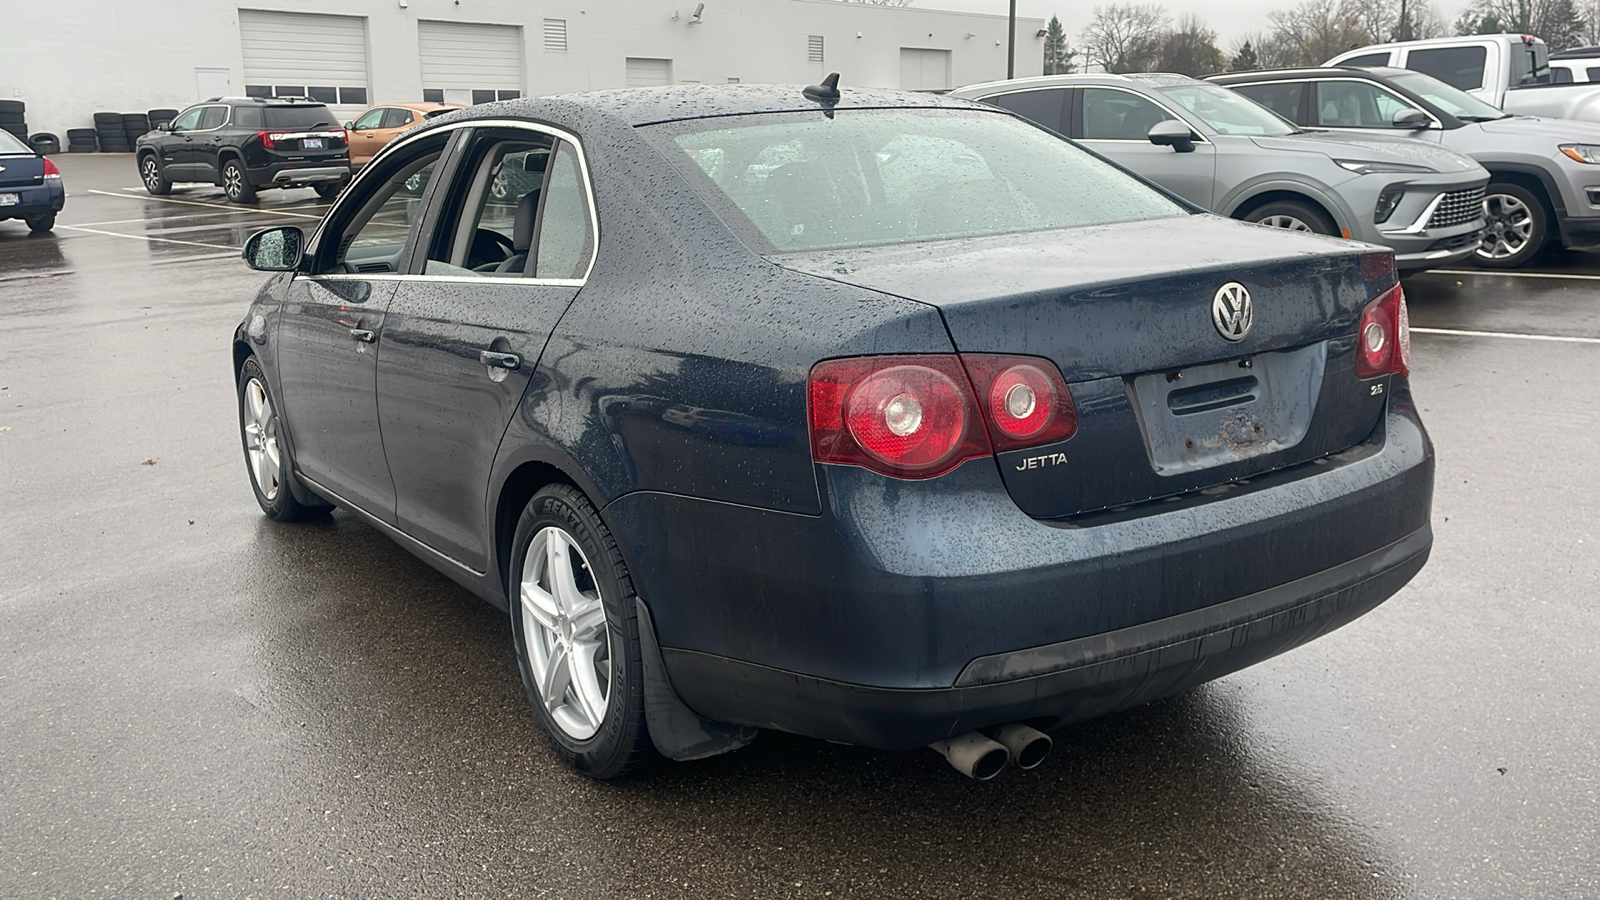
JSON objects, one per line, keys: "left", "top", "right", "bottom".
{"left": 0, "top": 130, "right": 30, "bottom": 154}
{"left": 263, "top": 105, "right": 337, "bottom": 129}
{"left": 1157, "top": 83, "right": 1300, "bottom": 135}
{"left": 649, "top": 108, "right": 1186, "bottom": 253}
{"left": 1388, "top": 71, "right": 1509, "bottom": 121}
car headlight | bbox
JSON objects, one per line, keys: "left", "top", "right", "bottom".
{"left": 1559, "top": 144, "right": 1600, "bottom": 164}
{"left": 1335, "top": 159, "right": 1439, "bottom": 175}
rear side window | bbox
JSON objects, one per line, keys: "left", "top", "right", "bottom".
{"left": 1340, "top": 53, "right": 1391, "bottom": 68}
{"left": 1588, "top": 67, "right": 1600, "bottom": 81}
{"left": 985, "top": 89, "right": 1067, "bottom": 133}
{"left": 534, "top": 144, "right": 596, "bottom": 280}
{"left": 197, "top": 106, "right": 227, "bottom": 129}
{"left": 1553, "top": 67, "right": 1575, "bottom": 83}
{"left": 263, "top": 105, "right": 336, "bottom": 129}
{"left": 651, "top": 108, "right": 1185, "bottom": 253}
{"left": 1406, "top": 46, "right": 1488, "bottom": 91}
{"left": 233, "top": 106, "right": 263, "bottom": 129}
{"left": 381, "top": 108, "right": 414, "bottom": 129}
{"left": 1232, "top": 82, "right": 1305, "bottom": 122}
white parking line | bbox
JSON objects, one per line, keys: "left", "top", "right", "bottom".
{"left": 87, "top": 189, "right": 325, "bottom": 220}
{"left": 68, "top": 209, "right": 308, "bottom": 228}
{"left": 1413, "top": 326, "right": 1600, "bottom": 344}
{"left": 54, "top": 224, "right": 239, "bottom": 250}
{"left": 1424, "top": 268, "right": 1600, "bottom": 281}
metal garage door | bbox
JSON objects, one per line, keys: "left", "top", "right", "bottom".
{"left": 419, "top": 21, "right": 524, "bottom": 106}
{"left": 625, "top": 58, "right": 674, "bottom": 87}
{"left": 899, "top": 48, "right": 951, "bottom": 91}
{"left": 239, "top": 10, "right": 370, "bottom": 109}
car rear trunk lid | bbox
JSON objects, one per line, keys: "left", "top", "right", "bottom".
{"left": 0, "top": 155, "right": 45, "bottom": 189}
{"left": 777, "top": 216, "right": 1395, "bottom": 519}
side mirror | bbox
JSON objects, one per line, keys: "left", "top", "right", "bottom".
{"left": 1148, "top": 119, "right": 1197, "bottom": 153}
{"left": 1392, "top": 107, "right": 1431, "bottom": 129}
{"left": 344, "top": 121, "right": 355, "bottom": 130}
{"left": 242, "top": 226, "right": 305, "bottom": 272}
{"left": 156, "top": 122, "right": 171, "bottom": 132}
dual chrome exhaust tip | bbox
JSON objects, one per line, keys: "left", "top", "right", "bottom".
{"left": 929, "top": 724, "right": 1053, "bottom": 780}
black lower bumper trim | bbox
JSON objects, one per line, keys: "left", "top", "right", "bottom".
{"left": 660, "top": 525, "right": 1431, "bottom": 750}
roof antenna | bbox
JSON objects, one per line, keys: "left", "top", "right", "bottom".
{"left": 803, "top": 72, "right": 841, "bottom": 105}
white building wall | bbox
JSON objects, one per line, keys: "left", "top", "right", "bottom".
{"left": 0, "top": 0, "right": 1044, "bottom": 143}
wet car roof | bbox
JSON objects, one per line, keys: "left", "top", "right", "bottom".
{"left": 471, "top": 84, "right": 983, "bottom": 127}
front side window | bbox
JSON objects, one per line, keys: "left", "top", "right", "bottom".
{"left": 169, "top": 108, "right": 204, "bottom": 132}
{"left": 650, "top": 108, "right": 1185, "bottom": 253}
{"left": 1313, "top": 81, "right": 1407, "bottom": 127}
{"left": 1081, "top": 88, "right": 1179, "bottom": 140}
{"left": 316, "top": 136, "right": 447, "bottom": 274}
{"left": 1157, "top": 83, "right": 1296, "bottom": 135}
{"left": 1406, "top": 46, "right": 1488, "bottom": 92}
{"left": 353, "top": 108, "right": 385, "bottom": 131}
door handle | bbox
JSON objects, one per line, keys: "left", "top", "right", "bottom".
{"left": 350, "top": 328, "right": 376, "bottom": 343}
{"left": 479, "top": 350, "right": 521, "bottom": 370}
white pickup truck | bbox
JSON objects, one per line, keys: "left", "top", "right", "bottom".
{"left": 1327, "top": 33, "right": 1600, "bottom": 123}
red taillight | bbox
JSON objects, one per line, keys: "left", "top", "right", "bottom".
{"left": 41, "top": 157, "right": 60, "bottom": 179}
{"left": 808, "top": 354, "right": 1077, "bottom": 479}
{"left": 258, "top": 131, "right": 290, "bottom": 149}
{"left": 329, "top": 128, "right": 346, "bottom": 142}
{"left": 961, "top": 354, "right": 1078, "bottom": 450}
{"left": 1356, "top": 284, "right": 1409, "bottom": 378}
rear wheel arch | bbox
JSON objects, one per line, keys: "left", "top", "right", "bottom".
{"left": 495, "top": 460, "right": 584, "bottom": 604}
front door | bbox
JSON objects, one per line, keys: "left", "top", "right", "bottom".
{"left": 376, "top": 128, "right": 595, "bottom": 571}
{"left": 348, "top": 107, "right": 387, "bottom": 166}
{"left": 1074, "top": 87, "right": 1218, "bottom": 209}
{"left": 273, "top": 130, "right": 455, "bottom": 521}
{"left": 159, "top": 107, "right": 205, "bottom": 180}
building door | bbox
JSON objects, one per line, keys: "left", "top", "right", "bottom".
{"left": 239, "top": 10, "right": 370, "bottom": 119}
{"left": 194, "top": 68, "right": 231, "bottom": 101}
{"left": 625, "top": 58, "right": 673, "bottom": 87}
{"left": 419, "top": 21, "right": 525, "bottom": 107}
{"left": 900, "top": 48, "right": 951, "bottom": 91}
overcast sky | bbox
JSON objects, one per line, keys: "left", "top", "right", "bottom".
{"left": 919, "top": 0, "right": 1469, "bottom": 52}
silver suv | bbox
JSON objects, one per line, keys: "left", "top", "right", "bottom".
{"left": 1210, "top": 66, "right": 1600, "bottom": 267}
{"left": 951, "top": 73, "right": 1489, "bottom": 272}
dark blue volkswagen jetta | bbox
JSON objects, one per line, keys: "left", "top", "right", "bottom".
{"left": 233, "top": 82, "right": 1432, "bottom": 780}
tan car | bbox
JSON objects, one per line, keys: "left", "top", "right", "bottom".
{"left": 344, "top": 102, "right": 460, "bottom": 167}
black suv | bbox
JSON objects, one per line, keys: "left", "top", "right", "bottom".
{"left": 136, "top": 97, "right": 351, "bottom": 203}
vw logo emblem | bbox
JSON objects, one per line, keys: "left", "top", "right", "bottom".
{"left": 1212, "top": 282, "right": 1253, "bottom": 342}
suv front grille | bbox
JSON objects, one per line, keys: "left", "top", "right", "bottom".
{"left": 1427, "top": 186, "right": 1486, "bottom": 229}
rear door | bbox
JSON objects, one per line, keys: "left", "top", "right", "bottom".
{"left": 187, "top": 105, "right": 230, "bottom": 181}
{"left": 375, "top": 125, "right": 595, "bottom": 571}
{"left": 273, "top": 129, "right": 454, "bottom": 520}
{"left": 1074, "top": 86, "right": 1217, "bottom": 208}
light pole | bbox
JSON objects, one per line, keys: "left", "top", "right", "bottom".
{"left": 1007, "top": 0, "right": 1017, "bottom": 78}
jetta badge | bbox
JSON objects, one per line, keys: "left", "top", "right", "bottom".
{"left": 1212, "top": 282, "right": 1253, "bottom": 342}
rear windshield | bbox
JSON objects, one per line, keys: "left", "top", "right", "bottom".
{"left": 0, "top": 130, "right": 30, "bottom": 154}
{"left": 262, "top": 105, "right": 337, "bottom": 129}
{"left": 646, "top": 108, "right": 1186, "bottom": 253}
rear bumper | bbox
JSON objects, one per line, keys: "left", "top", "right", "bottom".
{"left": 0, "top": 181, "right": 65, "bottom": 219}
{"left": 607, "top": 389, "right": 1434, "bottom": 750}
{"left": 250, "top": 163, "right": 349, "bottom": 188}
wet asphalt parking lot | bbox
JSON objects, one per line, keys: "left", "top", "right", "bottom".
{"left": 1, "top": 154, "right": 1596, "bottom": 899}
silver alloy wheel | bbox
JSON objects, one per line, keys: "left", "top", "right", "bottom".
{"left": 141, "top": 157, "right": 161, "bottom": 190}
{"left": 1478, "top": 192, "right": 1535, "bottom": 260}
{"left": 491, "top": 174, "right": 510, "bottom": 201}
{"left": 223, "top": 164, "right": 243, "bottom": 199}
{"left": 520, "top": 526, "right": 612, "bottom": 740}
{"left": 1257, "top": 214, "right": 1313, "bottom": 232}
{"left": 241, "top": 377, "right": 282, "bottom": 501}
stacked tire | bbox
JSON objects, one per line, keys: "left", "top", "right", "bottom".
{"left": 0, "top": 100, "right": 26, "bottom": 142}
{"left": 29, "top": 133, "right": 61, "bottom": 155}
{"left": 66, "top": 128, "right": 98, "bottom": 153}
{"left": 121, "top": 112, "right": 151, "bottom": 146}
{"left": 95, "top": 112, "right": 128, "bottom": 152}
{"left": 147, "top": 108, "right": 179, "bottom": 131}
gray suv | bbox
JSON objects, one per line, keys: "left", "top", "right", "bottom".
{"left": 951, "top": 73, "right": 1489, "bottom": 271}
{"left": 1210, "top": 66, "right": 1600, "bottom": 267}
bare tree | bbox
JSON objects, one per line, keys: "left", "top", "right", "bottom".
{"left": 1082, "top": 3, "right": 1170, "bottom": 73}
{"left": 1267, "top": 0, "right": 1372, "bottom": 65}
{"left": 1153, "top": 14, "right": 1226, "bottom": 75}
{"left": 1461, "top": 0, "right": 1585, "bottom": 47}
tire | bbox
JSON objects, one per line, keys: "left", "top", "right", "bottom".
{"left": 93, "top": 112, "right": 122, "bottom": 125}
{"left": 1475, "top": 181, "right": 1549, "bottom": 269}
{"left": 139, "top": 154, "right": 172, "bottom": 195}
{"left": 66, "top": 128, "right": 96, "bottom": 140}
{"left": 313, "top": 182, "right": 343, "bottom": 201}
{"left": 509, "top": 484, "right": 651, "bottom": 779}
{"left": 26, "top": 212, "right": 55, "bottom": 234}
{"left": 237, "top": 357, "right": 323, "bottom": 521}
{"left": 0, "top": 99, "right": 24, "bottom": 115}
{"left": 221, "top": 158, "right": 257, "bottom": 203}
{"left": 1243, "top": 199, "right": 1338, "bottom": 236}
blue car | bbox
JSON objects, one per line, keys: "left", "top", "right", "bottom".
{"left": 232, "top": 84, "right": 1434, "bottom": 781}
{"left": 0, "top": 130, "right": 63, "bottom": 233}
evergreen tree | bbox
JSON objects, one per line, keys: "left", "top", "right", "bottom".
{"left": 1231, "top": 40, "right": 1260, "bottom": 70}
{"left": 1044, "top": 16, "right": 1077, "bottom": 74}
